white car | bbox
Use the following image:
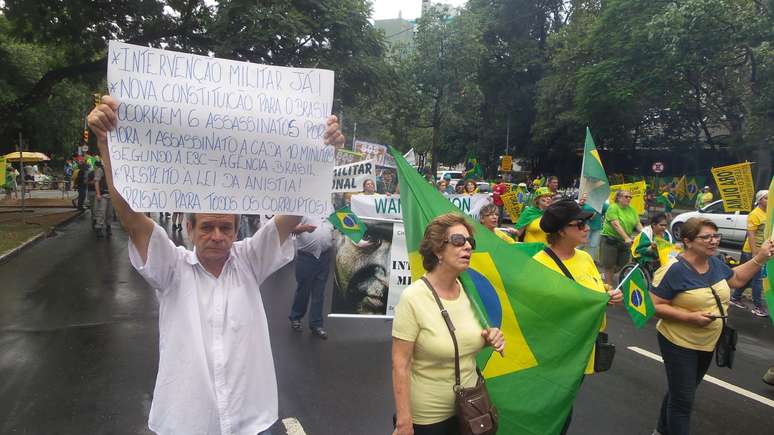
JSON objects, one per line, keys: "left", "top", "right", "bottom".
{"left": 670, "top": 200, "right": 748, "bottom": 246}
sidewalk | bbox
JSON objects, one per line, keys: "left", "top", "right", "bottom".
{"left": 0, "top": 193, "right": 82, "bottom": 260}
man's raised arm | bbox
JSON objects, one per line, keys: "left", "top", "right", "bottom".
{"left": 87, "top": 95, "right": 155, "bottom": 262}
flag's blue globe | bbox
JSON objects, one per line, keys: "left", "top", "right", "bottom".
{"left": 631, "top": 288, "right": 643, "bottom": 307}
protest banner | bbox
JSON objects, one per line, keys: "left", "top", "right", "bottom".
{"left": 0, "top": 157, "right": 6, "bottom": 186}
{"left": 334, "top": 148, "right": 364, "bottom": 166}
{"left": 329, "top": 218, "right": 409, "bottom": 318}
{"left": 609, "top": 180, "right": 647, "bottom": 214}
{"left": 500, "top": 191, "right": 524, "bottom": 222}
{"left": 332, "top": 159, "right": 374, "bottom": 193}
{"left": 106, "top": 40, "right": 335, "bottom": 216}
{"left": 353, "top": 140, "right": 396, "bottom": 168}
{"left": 711, "top": 162, "right": 755, "bottom": 212}
{"left": 350, "top": 193, "right": 491, "bottom": 221}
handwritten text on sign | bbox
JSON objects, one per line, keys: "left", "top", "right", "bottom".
{"left": 106, "top": 41, "right": 335, "bottom": 216}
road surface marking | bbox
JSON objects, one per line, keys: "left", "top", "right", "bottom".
{"left": 282, "top": 417, "right": 307, "bottom": 435}
{"left": 628, "top": 346, "right": 774, "bottom": 409}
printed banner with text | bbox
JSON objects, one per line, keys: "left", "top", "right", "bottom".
{"left": 106, "top": 40, "right": 335, "bottom": 216}
{"left": 710, "top": 162, "right": 755, "bottom": 212}
{"left": 332, "top": 159, "right": 374, "bottom": 193}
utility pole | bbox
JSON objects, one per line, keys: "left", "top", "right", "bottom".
{"left": 352, "top": 121, "right": 358, "bottom": 151}
{"left": 506, "top": 116, "right": 510, "bottom": 156}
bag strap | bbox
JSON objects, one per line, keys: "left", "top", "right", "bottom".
{"left": 421, "top": 276, "right": 461, "bottom": 388}
{"left": 676, "top": 256, "right": 727, "bottom": 329}
{"left": 543, "top": 247, "right": 576, "bottom": 281}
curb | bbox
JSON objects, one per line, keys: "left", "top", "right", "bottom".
{"left": 0, "top": 211, "right": 83, "bottom": 264}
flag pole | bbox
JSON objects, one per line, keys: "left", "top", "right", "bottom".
{"left": 615, "top": 263, "right": 641, "bottom": 292}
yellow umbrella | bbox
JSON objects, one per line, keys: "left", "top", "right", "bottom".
{"left": 3, "top": 151, "right": 51, "bottom": 162}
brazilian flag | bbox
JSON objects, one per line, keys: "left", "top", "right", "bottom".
{"left": 327, "top": 206, "right": 366, "bottom": 243}
{"left": 619, "top": 265, "right": 655, "bottom": 328}
{"left": 391, "top": 147, "right": 608, "bottom": 435}
{"left": 463, "top": 151, "right": 484, "bottom": 180}
{"left": 763, "top": 176, "right": 774, "bottom": 326}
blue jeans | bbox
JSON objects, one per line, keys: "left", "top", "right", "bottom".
{"left": 732, "top": 253, "right": 763, "bottom": 307}
{"left": 289, "top": 250, "right": 331, "bottom": 328}
{"left": 656, "top": 333, "right": 713, "bottom": 435}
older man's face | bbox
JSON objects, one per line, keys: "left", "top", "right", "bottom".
{"left": 188, "top": 214, "right": 238, "bottom": 264}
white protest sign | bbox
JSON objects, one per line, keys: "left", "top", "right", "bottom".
{"left": 386, "top": 222, "right": 411, "bottom": 316}
{"left": 106, "top": 40, "right": 335, "bottom": 216}
{"left": 350, "top": 194, "right": 491, "bottom": 220}
{"left": 332, "top": 159, "right": 374, "bottom": 193}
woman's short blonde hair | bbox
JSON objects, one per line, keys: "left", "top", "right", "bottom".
{"left": 419, "top": 213, "right": 475, "bottom": 272}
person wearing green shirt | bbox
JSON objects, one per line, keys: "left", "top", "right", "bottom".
{"left": 600, "top": 190, "right": 643, "bottom": 286}
{"left": 656, "top": 186, "right": 676, "bottom": 221}
{"left": 632, "top": 213, "right": 674, "bottom": 275}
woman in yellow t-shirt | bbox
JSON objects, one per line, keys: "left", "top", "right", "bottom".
{"left": 531, "top": 199, "right": 623, "bottom": 435}
{"left": 392, "top": 213, "right": 504, "bottom": 435}
{"left": 730, "top": 190, "right": 768, "bottom": 316}
{"left": 514, "top": 187, "right": 552, "bottom": 243}
{"left": 650, "top": 217, "right": 774, "bottom": 435}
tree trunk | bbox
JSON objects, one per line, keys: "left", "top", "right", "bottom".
{"left": 430, "top": 91, "right": 442, "bottom": 175}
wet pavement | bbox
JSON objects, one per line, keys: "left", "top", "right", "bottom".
{"left": 2, "top": 214, "right": 774, "bottom": 434}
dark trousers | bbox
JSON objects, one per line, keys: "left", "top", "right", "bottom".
{"left": 289, "top": 250, "right": 331, "bottom": 329}
{"left": 76, "top": 186, "right": 87, "bottom": 209}
{"left": 656, "top": 332, "right": 713, "bottom": 435}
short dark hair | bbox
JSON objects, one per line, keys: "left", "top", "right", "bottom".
{"left": 680, "top": 217, "right": 717, "bottom": 242}
{"left": 419, "top": 213, "right": 475, "bottom": 272}
{"left": 650, "top": 213, "right": 667, "bottom": 225}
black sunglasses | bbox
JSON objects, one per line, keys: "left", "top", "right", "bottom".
{"left": 444, "top": 233, "right": 476, "bottom": 250}
{"left": 566, "top": 219, "right": 589, "bottom": 230}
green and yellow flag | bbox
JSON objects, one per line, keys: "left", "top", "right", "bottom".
{"left": 619, "top": 265, "right": 655, "bottom": 328}
{"left": 763, "top": 176, "right": 774, "bottom": 325}
{"left": 578, "top": 127, "right": 610, "bottom": 213}
{"left": 463, "top": 151, "right": 484, "bottom": 181}
{"left": 391, "top": 147, "right": 608, "bottom": 435}
{"left": 327, "top": 206, "right": 366, "bottom": 243}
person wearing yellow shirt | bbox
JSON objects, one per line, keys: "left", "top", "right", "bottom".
{"left": 729, "top": 190, "right": 769, "bottom": 317}
{"left": 532, "top": 199, "right": 623, "bottom": 435}
{"left": 694, "top": 186, "right": 714, "bottom": 209}
{"left": 514, "top": 187, "right": 552, "bottom": 243}
{"left": 392, "top": 213, "right": 504, "bottom": 435}
{"left": 478, "top": 204, "right": 516, "bottom": 244}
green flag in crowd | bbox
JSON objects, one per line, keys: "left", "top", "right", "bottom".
{"left": 578, "top": 127, "right": 611, "bottom": 213}
{"left": 763, "top": 176, "right": 774, "bottom": 325}
{"left": 390, "top": 147, "right": 608, "bottom": 435}
{"left": 463, "top": 152, "right": 484, "bottom": 180}
{"left": 619, "top": 264, "right": 655, "bottom": 328}
{"left": 327, "top": 206, "right": 366, "bottom": 243}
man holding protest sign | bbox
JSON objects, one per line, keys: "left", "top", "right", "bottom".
{"left": 88, "top": 95, "right": 344, "bottom": 435}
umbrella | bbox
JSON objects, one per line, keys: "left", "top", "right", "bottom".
{"left": 3, "top": 151, "right": 51, "bottom": 162}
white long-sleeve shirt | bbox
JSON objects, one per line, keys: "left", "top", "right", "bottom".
{"left": 129, "top": 219, "right": 294, "bottom": 435}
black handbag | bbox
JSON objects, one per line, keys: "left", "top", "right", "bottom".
{"left": 543, "top": 247, "right": 616, "bottom": 372}
{"left": 421, "top": 277, "right": 498, "bottom": 435}
{"left": 677, "top": 257, "right": 737, "bottom": 368}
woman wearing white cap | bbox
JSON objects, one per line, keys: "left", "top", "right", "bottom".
{"left": 729, "top": 190, "right": 769, "bottom": 317}
{"left": 695, "top": 186, "right": 713, "bottom": 209}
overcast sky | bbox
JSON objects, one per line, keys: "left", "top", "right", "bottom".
{"left": 371, "top": 0, "right": 468, "bottom": 20}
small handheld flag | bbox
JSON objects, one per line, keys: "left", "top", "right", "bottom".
{"left": 618, "top": 264, "right": 655, "bottom": 328}
{"left": 327, "top": 206, "right": 366, "bottom": 243}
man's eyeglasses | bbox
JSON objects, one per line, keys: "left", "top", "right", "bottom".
{"left": 621, "top": 195, "right": 633, "bottom": 199}
{"left": 566, "top": 219, "right": 589, "bottom": 230}
{"left": 444, "top": 234, "right": 476, "bottom": 250}
{"left": 695, "top": 233, "right": 722, "bottom": 242}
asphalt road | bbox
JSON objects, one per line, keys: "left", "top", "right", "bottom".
{"left": 1, "top": 215, "right": 773, "bottom": 435}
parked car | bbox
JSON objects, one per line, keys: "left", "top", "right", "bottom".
{"left": 476, "top": 181, "right": 491, "bottom": 193}
{"left": 670, "top": 200, "right": 748, "bottom": 246}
